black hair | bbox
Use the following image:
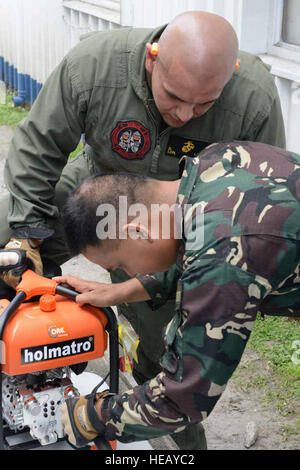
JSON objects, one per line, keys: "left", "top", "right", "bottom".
{"left": 62, "top": 172, "right": 149, "bottom": 256}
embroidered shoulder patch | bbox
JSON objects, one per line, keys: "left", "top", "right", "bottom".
{"left": 166, "top": 135, "right": 210, "bottom": 158}
{"left": 111, "top": 120, "right": 151, "bottom": 160}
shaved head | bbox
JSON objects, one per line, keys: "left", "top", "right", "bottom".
{"left": 145, "top": 11, "right": 239, "bottom": 127}
{"left": 158, "top": 11, "right": 238, "bottom": 82}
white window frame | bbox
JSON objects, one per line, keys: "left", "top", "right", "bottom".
{"left": 268, "top": 0, "right": 300, "bottom": 63}
{"left": 81, "top": 0, "right": 120, "bottom": 5}
{"left": 63, "top": 0, "right": 121, "bottom": 24}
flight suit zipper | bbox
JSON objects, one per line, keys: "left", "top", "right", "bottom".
{"left": 143, "top": 98, "right": 171, "bottom": 175}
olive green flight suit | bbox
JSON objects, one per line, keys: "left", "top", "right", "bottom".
{"left": 1, "top": 25, "right": 285, "bottom": 449}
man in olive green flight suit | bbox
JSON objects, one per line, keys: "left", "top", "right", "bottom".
{"left": 0, "top": 11, "right": 285, "bottom": 449}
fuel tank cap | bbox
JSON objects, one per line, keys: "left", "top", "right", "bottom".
{"left": 39, "top": 294, "right": 56, "bottom": 312}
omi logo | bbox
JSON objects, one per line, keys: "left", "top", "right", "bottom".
{"left": 48, "top": 325, "right": 68, "bottom": 338}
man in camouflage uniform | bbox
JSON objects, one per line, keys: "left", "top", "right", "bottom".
{"left": 0, "top": 11, "right": 286, "bottom": 448}
{"left": 58, "top": 141, "right": 300, "bottom": 445}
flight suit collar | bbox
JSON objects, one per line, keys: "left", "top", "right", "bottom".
{"left": 128, "top": 24, "right": 166, "bottom": 101}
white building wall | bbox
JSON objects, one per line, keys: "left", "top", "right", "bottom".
{"left": 120, "top": 0, "right": 243, "bottom": 36}
{"left": 0, "top": 0, "right": 299, "bottom": 152}
{"left": 0, "top": 0, "right": 65, "bottom": 83}
{"left": 63, "top": 0, "right": 121, "bottom": 52}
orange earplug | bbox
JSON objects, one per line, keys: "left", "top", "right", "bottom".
{"left": 151, "top": 42, "right": 160, "bottom": 56}
{"left": 235, "top": 59, "right": 240, "bottom": 70}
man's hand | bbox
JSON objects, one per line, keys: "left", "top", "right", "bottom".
{"left": 0, "top": 238, "right": 43, "bottom": 289}
{"left": 54, "top": 275, "right": 150, "bottom": 307}
{"left": 61, "top": 391, "right": 108, "bottom": 448}
{"left": 53, "top": 275, "right": 105, "bottom": 294}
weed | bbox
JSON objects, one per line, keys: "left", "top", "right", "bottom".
{"left": 0, "top": 91, "right": 82, "bottom": 157}
{"left": 0, "top": 92, "right": 28, "bottom": 128}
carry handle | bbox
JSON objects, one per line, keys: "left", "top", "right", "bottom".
{"left": 16, "top": 269, "right": 57, "bottom": 300}
{"left": 15, "top": 270, "right": 119, "bottom": 393}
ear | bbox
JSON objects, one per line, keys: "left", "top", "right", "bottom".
{"left": 145, "top": 42, "right": 157, "bottom": 74}
{"left": 121, "top": 222, "right": 152, "bottom": 242}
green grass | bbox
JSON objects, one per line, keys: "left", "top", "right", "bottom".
{"left": 0, "top": 91, "right": 82, "bottom": 157}
{"left": 249, "top": 314, "right": 300, "bottom": 387}
{"left": 233, "top": 314, "right": 300, "bottom": 419}
{"left": 0, "top": 91, "right": 28, "bottom": 128}
{"left": 249, "top": 314, "right": 300, "bottom": 413}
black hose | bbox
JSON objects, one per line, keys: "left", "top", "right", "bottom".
{"left": 55, "top": 285, "right": 119, "bottom": 394}
{"left": 101, "top": 307, "right": 119, "bottom": 394}
{"left": 55, "top": 284, "right": 78, "bottom": 300}
{"left": 55, "top": 285, "right": 120, "bottom": 451}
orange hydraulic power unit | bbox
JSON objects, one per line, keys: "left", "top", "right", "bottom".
{"left": 0, "top": 270, "right": 119, "bottom": 450}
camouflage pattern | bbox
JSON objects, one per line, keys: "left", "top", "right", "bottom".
{"left": 101, "top": 141, "right": 300, "bottom": 443}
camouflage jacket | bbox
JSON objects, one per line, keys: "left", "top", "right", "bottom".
{"left": 101, "top": 141, "right": 300, "bottom": 443}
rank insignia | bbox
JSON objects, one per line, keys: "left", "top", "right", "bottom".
{"left": 111, "top": 120, "right": 151, "bottom": 160}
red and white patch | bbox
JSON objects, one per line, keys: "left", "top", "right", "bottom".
{"left": 111, "top": 120, "right": 151, "bottom": 160}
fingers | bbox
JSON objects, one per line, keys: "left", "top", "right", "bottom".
{"left": 53, "top": 275, "right": 85, "bottom": 290}
{"left": 76, "top": 285, "right": 117, "bottom": 308}
{"left": 0, "top": 251, "right": 20, "bottom": 267}
{"left": 0, "top": 271, "right": 20, "bottom": 289}
{"left": 0, "top": 250, "right": 25, "bottom": 288}
{"left": 54, "top": 276, "right": 116, "bottom": 307}
{"left": 53, "top": 275, "right": 82, "bottom": 284}
{"left": 75, "top": 291, "right": 98, "bottom": 306}
{"left": 76, "top": 290, "right": 110, "bottom": 307}
{"left": 53, "top": 276, "right": 104, "bottom": 295}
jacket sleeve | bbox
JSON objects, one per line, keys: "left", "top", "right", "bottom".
{"left": 253, "top": 92, "right": 286, "bottom": 149}
{"left": 4, "top": 57, "right": 86, "bottom": 235}
{"left": 101, "top": 259, "right": 271, "bottom": 443}
{"left": 136, "top": 263, "right": 182, "bottom": 310}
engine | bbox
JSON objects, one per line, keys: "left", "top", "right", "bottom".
{"left": 2, "top": 367, "right": 79, "bottom": 446}
{"left": 0, "top": 273, "right": 112, "bottom": 449}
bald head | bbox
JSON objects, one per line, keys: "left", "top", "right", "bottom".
{"left": 158, "top": 11, "right": 238, "bottom": 82}
{"left": 145, "top": 11, "right": 239, "bottom": 127}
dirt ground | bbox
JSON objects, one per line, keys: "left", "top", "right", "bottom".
{"left": 202, "top": 349, "right": 300, "bottom": 450}
{"left": 0, "top": 124, "right": 299, "bottom": 451}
